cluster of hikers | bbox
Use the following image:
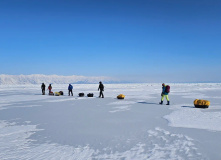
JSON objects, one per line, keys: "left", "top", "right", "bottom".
{"left": 41, "top": 81, "right": 105, "bottom": 98}
{"left": 41, "top": 83, "right": 53, "bottom": 95}
{"left": 41, "top": 82, "right": 170, "bottom": 105}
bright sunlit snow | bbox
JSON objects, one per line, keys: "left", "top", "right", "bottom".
{"left": 0, "top": 83, "right": 221, "bottom": 160}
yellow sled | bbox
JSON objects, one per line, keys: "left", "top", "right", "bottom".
{"left": 54, "top": 92, "right": 61, "bottom": 96}
{"left": 194, "top": 99, "right": 210, "bottom": 108}
{"left": 117, "top": 94, "right": 125, "bottom": 99}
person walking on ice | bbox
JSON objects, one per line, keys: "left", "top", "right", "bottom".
{"left": 41, "top": 83, "right": 46, "bottom": 95}
{"left": 68, "top": 84, "right": 73, "bottom": 96}
{"left": 159, "top": 83, "right": 170, "bottom": 105}
{"left": 98, "top": 81, "right": 104, "bottom": 98}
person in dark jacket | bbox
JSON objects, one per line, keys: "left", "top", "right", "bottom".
{"left": 98, "top": 81, "right": 104, "bottom": 98}
{"left": 68, "top": 84, "right": 73, "bottom": 96}
{"left": 48, "top": 84, "right": 52, "bottom": 94}
{"left": 41, "top": 83, "right": 46, "bottom": 95}
{"left": 159, "top": 83, "right": 170, "bottom": 105}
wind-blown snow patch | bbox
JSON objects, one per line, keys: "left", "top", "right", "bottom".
{"left": 0, "top": 104, "right": 11, "bottom": 110}
{"left": 144, "top": 127, "right": 203, "bottom": 160}
{"left": 108, "top": 101, "right": 136, "bottom": 105}
{"left": 96, "top": 127, "right": 204, "bottom": 160}
{"left": 0, "top": 120, "right": 97, "bottom": 160}
{"left": 109, "top": 105, "right": 131, "bottom": 113}
{"left": 0, "top": 121, "right": 205, "bottom": 160}
{"left": 108, "top": 100, "right": 136, "bottom": 113}
{"left": 164, "top": 105, "right": 221, "bottom": 131}
{"left": 0, "top": 95, "right": 49, "bottom": 104}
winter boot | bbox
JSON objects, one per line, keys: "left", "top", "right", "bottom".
{"left": 166, "top": 101, "right": 170, "bottom": 105}
{"left": 159, "top": 101, "right": 163, "bottom": 105}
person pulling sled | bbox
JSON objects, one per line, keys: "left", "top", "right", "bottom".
{"left": 159, "top": 83, "right": 170, "bottom": 105}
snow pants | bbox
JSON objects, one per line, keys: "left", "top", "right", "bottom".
{"left": 99, "top": 90, "right": 104, "bottom": 98}
{"left": 69, "top": 90, "right": 73, "bottom": 96}
{"left": 42, "top": 89, "right": 45, "bottom": 95}
{"left": 161, "top": 94, "right": 169, "bottom": 101}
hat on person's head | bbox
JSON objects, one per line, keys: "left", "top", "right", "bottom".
{"left": 162, "top": 83, "right": 165, "bottom": 86}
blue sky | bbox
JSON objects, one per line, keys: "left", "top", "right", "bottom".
{"left": 0, "top": 0, "right": 220, "bottom": 82}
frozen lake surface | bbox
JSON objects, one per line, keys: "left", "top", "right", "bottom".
{"left": 0, "top": 83, "right": 221, "bottom": 160}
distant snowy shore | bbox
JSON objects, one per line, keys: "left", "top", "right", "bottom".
{"left": 0, "top": 74, "right": 120, "bottom": 85}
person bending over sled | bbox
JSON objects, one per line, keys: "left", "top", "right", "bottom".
{"left": 98, "top": 81, "right": 104, "bottom": 98}
{"left": 68, "top": 84, "right": 73, "bottom": 96}
{"left": 48, "top": 84, "right": 52, "bottom": 94}
{"left": 159, "top": 83, "right": 170, "bottom": 105}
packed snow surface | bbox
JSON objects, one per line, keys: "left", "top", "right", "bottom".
{"left": 0, "top": 83, "right": 221, "bottom": 160}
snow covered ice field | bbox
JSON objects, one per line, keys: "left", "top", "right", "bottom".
{"left": 0, "top": 83, "right": 221, "bottom": 160}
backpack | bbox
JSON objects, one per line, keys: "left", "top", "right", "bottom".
{"left": 165, "top": 85, "right": 170, "bottom": 93}
{"left": 87, "top": 93, "right": 94, "bottom": 97}
{"left": 99, "top": 84, "right": 104, "bottom": 90}
{"left": 68, "top": 85, "right": 73, "bottom": 90}
{"left": 79, "top": 93, "right": 84, "bottom": 97}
